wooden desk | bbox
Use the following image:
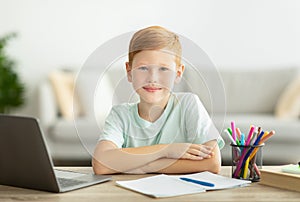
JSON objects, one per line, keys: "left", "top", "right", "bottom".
{"left": 0, "top": 166, "right": 299, "bottom": 202}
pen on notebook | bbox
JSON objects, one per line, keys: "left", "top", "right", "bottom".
{"left": 179, "top": 177, "right": 215, "bottom": 187}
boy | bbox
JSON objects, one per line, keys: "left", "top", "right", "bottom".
{"left": 92, "top": 26, "right": 224, "bottom": 174}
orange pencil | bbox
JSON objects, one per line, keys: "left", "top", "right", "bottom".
{"left": 260, "top": 130, "right": 275, "bottom": 143}
{"left": 249, "top": 130, "right": 275, "bottom": 161}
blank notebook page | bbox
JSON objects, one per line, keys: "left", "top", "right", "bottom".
{"left": 116, "top": 174, "right": 205, "bottom": 198}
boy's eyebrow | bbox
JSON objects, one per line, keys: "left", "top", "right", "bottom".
{"left": 158, "top": 63, "right": 172, "bottom": 67}
{"left": 134, "top": 62, "right": 173, "bottom": 67}
{"left": 132, "top": 63, "right": 147, "bottom": 68}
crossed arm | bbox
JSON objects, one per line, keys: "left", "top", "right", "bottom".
{"left": 92, "top": 139, "right": 221, "bottom": 175}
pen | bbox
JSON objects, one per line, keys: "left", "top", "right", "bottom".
{"left": 179, "top": 177, "right": 215, "bottom": 187}
{"left": 253, "top": 163, "right": 261, "bottom": 176}
{"left": 253, "top": 131, "right": 264, "bottom": 146}
{"left": 233, "top": 142, "right": 255, "bottom": 178}
{"left": 245, "top": 126, "right": 255, "bottom": 146}
{"left": 227, "top": 128, "right": 232, "bottom": 135}
{"left": 238, "top": 131, "right": 265, "bottom": 175}
{"left": 225, "top": 130, "right": 241, "bottom": 159}
{"left": 231, "top": 121, "right": 236, "bottom": 142}
{"left": 259, "top": 130, "right": 274, "bottom": 143}
{"left": 240, "top": 133, "right": 245, "bottom": 146}
{"left": 224, "top": 130, "right": 236, "bottom": 145}
{"left": 249, "top": 130, "right": 275, "bottom": 161}
{"left": 261, "top": 131, "right": 269, "bottom": 140}
{"left": 250, "top": 132, "right": 257, "bottom": 145}
{"left": 252, "top": 127, "right": 261, "bottom": 144}
{"left": 243, "top": 158, "right": 250, "bottom": 179}
{"left": 236, "top": 128, "right": 242, "bottom": 140}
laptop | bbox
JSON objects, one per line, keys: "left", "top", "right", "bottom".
{"left": 0, "top": 114, "right": 111, "bottom": 192}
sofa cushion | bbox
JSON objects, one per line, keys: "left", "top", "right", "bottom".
{"left": 275, "top": 74, "right": 300, "bottom": 119}
{"left": 184, "top": 67, "right": 298, "bottom": 114}
{"left": 48, "top": 118, "right": 101, "bottom": 143}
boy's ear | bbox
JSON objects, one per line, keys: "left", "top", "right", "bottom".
{"left": 175, "top": 64, "right": 185, "bottom": 84}
{"left": 125, "top": 62, "right": 132, "bottom": 82}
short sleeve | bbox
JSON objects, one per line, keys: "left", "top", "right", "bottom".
{"left": 184, "top": 93, "right": 224, "bottom": 149}
{"left": 98, "top": 107, "right": 125, "bottom": 148}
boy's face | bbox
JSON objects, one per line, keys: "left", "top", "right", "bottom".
{"left": 126, "top": 50, "right": 184, "bottom": 105}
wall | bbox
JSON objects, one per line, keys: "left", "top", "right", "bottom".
{"left": 0, "top": 0, "right": 299, "bottom": 116}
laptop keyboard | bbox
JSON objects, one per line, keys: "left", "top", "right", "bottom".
{"left": 54, "top": 169, "right": 87, "bottom": 178}
{"left": 57, "top": 178, "right": 87, "bottom": 187}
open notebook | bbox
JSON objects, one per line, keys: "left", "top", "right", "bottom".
{"left": 116, "top": 171, "right": 251, "bottom": 198}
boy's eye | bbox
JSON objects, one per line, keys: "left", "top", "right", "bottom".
{"left": 159, "top": 67, "right": 169, "bottom": 71}
{"left": 138, "top": 66, "right": 148, "bottom": 71}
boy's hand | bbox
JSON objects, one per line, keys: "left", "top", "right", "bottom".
{"left": 164, "top": 143, "right": 214, "bottom": 160}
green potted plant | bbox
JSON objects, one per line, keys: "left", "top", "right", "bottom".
{"left": 0, "top": 33, "right": 25, "bottom": 113}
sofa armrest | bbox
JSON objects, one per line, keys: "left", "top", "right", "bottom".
{"left": 38, "top": 79, "right": 58, "bottom": 128}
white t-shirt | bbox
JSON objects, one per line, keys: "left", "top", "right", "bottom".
{"left": 99, "top": 92, "right": 224, "bottom": 149}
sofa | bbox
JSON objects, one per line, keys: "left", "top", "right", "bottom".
{"left": 38, "top": 64, "right": 300, "bottom": 165}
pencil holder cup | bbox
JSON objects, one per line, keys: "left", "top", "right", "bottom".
{"left": 230, "top": 143, "right": 264, "bottom": 182}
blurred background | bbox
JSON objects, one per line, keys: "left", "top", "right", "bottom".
{"left": 1, "top": 0, "right": 299, "bottom": 116}
{"left": 0, "top": 0, "right": 299, "bottom": 166}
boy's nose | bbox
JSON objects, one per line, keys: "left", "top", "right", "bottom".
{"left": 147, "top": 69, "right": 159, "bottom": 83}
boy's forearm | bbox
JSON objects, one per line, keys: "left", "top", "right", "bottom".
{"left": 104, "top": 155, "right": 221, "bottom": 174}
{"left": 93, "top": 140, "right": 221, "bottom": 174}
{"left": 93, "top": 143, "right": 168, "bottom": 174}
{"left": 140, "top": 144, "right": 221, "bottom": 174}
{"left": 143, "top": 157, "right": 221, "bottom": 174}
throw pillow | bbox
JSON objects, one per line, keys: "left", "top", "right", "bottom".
{"left": 49, "top": 70, "right": 82, "bottom": 120}
{"left": 275, "top": 74, "right": 300, "bottom": 119}
{"left": 75, "top": 70, "right": 116, "bottom": 124}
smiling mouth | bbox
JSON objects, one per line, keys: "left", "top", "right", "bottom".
{"left": 143, "top": 86, "right": 162, "bottom": 92}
